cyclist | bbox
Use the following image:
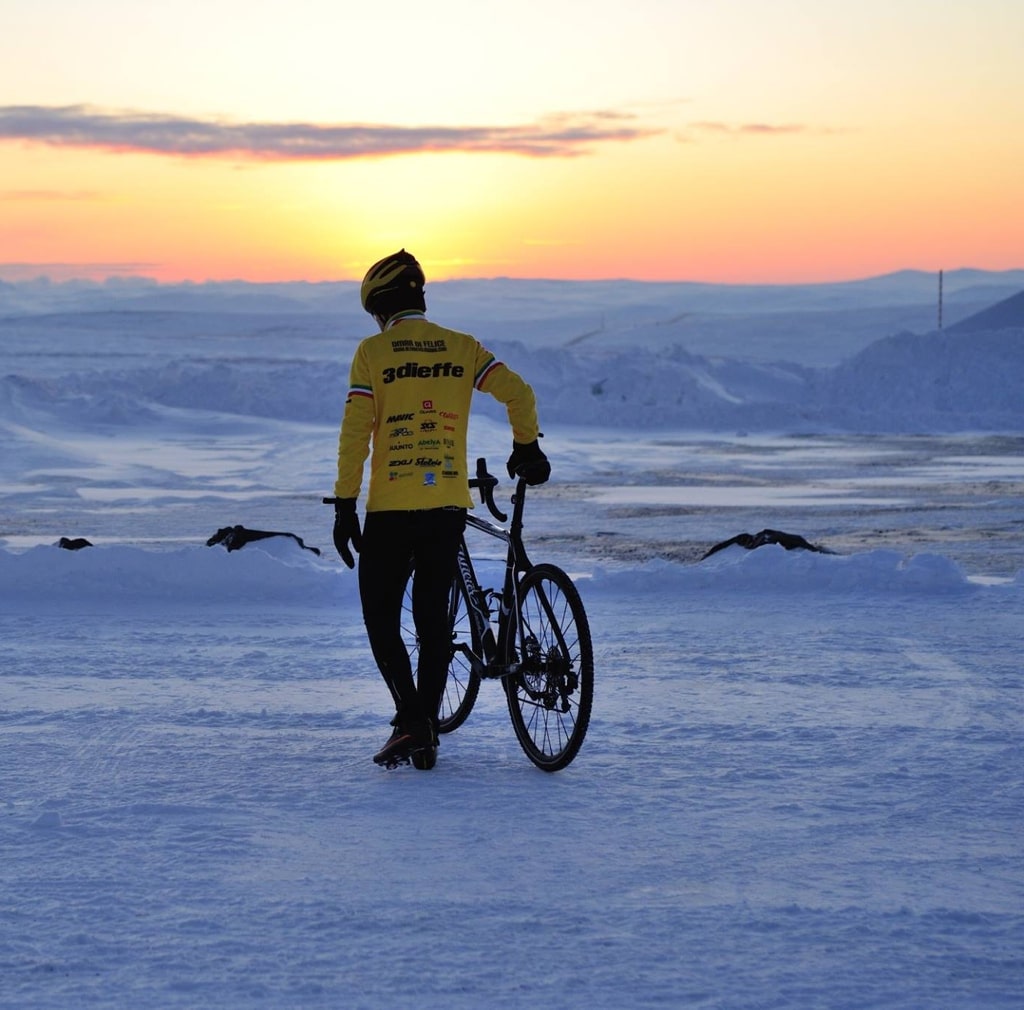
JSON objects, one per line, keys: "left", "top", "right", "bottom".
{"left": 327, "top": 249, "right": 550, "bottom": 769}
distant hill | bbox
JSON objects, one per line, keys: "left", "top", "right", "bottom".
{"left": 947, "top": 289, "right": 1024, "bottom": 333}
{"left": 814, "top": 325, "right": 1024, "bottom": 431}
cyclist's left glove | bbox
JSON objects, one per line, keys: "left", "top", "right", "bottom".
{"left": 329, "top": 498, "right": 362, "bottom": 569}
{"left": 506, "top": 439, "right": 550, "bottom": 486}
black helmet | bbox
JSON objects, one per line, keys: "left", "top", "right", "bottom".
{"left": 360, "top": 249, "right": 426, "bottom": 321}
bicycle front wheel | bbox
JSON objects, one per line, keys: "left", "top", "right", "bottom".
{"left": 506, "top": 563, "right": 593, "bottom": 771}
{"left": 402, "top": 567, "right": 481, "bottom": 733}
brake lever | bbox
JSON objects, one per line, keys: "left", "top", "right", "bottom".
{"left": 475, "top": 457, "right": 508, "bottom": 523}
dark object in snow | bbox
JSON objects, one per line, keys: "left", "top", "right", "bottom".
{"left": 206, "top": 525, "right": 321, "bottom": 556}
{"left": 702, "top": 529, "right": 835, "bottom": 560}
{"left": 58, "top": 537, "right": 93, "bottom": 550}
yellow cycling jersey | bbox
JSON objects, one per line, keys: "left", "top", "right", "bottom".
{"left": 333, "top": 313, "right": 540, "bottom": 511}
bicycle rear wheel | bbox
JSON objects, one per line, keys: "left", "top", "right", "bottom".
{"left": 506, "top": 563, "right": 593, "bottom": 771}
{"left": 402, "top": 568, "right": 481, "bottom": 733}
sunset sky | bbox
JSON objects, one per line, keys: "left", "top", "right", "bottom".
{"left": 2, "top": 0, "right": 1022, "bottom": 284}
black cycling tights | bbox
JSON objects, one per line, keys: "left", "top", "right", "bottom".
{"left": 357, "top": 508, "right": 467, "bottom": 728}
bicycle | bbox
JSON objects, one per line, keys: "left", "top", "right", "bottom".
{"left": 402, "top": 458, "right": 593, "bottom": 771}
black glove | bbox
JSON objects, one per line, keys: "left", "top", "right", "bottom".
{"left": 506, "top": 440, "right": 550, "bottom": 486}
{"left": 330, "top": 498, "right": 362, "bottom": 569}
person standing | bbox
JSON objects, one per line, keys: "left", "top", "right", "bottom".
{"left": 327, "top": 250, "right": 549, "bottom": 769}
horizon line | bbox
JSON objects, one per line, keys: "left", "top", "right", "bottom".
{"left": 1, "top": 264, "right": 1021, "bottom": 289}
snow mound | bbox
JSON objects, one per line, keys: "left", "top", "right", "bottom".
{"left": 588, "top": 546, "right": 997, "bottom": 597}
{"left": 4, "top": 541, "right": 1010, "bottom": 612}
{"left": 821, "top": 327, "right": 1024, "bottom": 430}
{"left": 1, "top": 541, "right": 351, "bottom": 608}
{"left": 948, "top": 287, "right": 1024, "bottom": 333}
{"left": 5, "top": 326, "right": 1020, "bottom": 432}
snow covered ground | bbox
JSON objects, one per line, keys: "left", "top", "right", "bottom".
{"left": 2, "top": 273, "right": 1022, "bottom": 1008}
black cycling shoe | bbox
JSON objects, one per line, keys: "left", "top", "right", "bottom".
{"left": 372, "top": 718, "right": 436, "bottom": 769}
{"left": 372, "top": 728, "right": 416, "bottom": 767}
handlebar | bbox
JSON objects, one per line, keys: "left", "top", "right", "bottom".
{"left": 469, "top": 457, "right": 509, "bottom": 523}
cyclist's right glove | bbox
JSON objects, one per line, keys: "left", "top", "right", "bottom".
{"left": 506, "top": 440, "right": 550, "bottom": 486}
{"left": 329, "top": 497, "right": 362, "bottom": 569}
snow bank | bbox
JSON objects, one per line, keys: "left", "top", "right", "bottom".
{"left": 3, "top": 327, "right": 1020, "bottom": 434}
{"left": 820, "top": 327, "right": 1024, "bottom": 431}
{"left": 588, "top": 546, "right": 1000, "bottom": 597}
{"left": 2, "top": 272, "right": 1023, "bottom": 433}
{"left": 0, "top": 541, "right": 351, "bottom": 608}
{"left": 4, "top": 540, "right": 1013, "bottom": 612}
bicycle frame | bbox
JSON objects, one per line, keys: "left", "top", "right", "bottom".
{"left": 403, "top": 456, "right": 594, "bottom": 770}
{"left": 453, "top": 466, "right": 534, "bottom": 680}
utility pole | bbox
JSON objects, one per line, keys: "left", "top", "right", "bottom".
{"left": 938, "top": 269, "right": 944, "bottom": 330}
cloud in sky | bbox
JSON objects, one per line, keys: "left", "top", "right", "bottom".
{"left": 677, "top": 121, "right": 844, "bottom": 142}
{"left": 691, "top": 121, "right": 807, "bottom": 135}
{"left": 0, "top": 105, "right": 659, "bottom": 161}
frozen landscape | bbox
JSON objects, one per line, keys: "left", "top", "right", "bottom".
{"left": 1, "top": 269, "right": 1022, "bottom": 1008}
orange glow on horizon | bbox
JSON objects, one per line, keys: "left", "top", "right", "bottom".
{"left": 2, "top": 118, "right": 1022, "bottom": 286}
{"left": 3, "top": 1, "right": 1023, "bottom": 285}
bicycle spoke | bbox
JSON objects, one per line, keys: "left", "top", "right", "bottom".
{"left": 506, "top": 564, "right": 593, "bottom": 771}
{"left": 398, "top": 468, "right": 592, "bottom": 770}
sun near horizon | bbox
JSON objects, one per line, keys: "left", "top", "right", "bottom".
{"left": 2, "top": 0, "right": 1022, "bottom": 286}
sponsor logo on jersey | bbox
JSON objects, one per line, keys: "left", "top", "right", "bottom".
{"left": 386, "top": 413, "right": 415, "bottom": 423}
{"left": 416, "top": 457, "right": 442, "bottom": 467}
{"left": 390, "top": 442, "right": 414, "bottom": 451}
{"left": 389, "top": 426, "right": 414, "bottom": 437}
{"left": 389, "top": 458, "right": 414, "bottom": 467}
{"left": 381, "top": 362, "right": 465, "bottom": 384}
{"left": 391, "top": 338, "right": 448, "bottom": 353}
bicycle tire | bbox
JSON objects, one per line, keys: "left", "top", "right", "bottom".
{"left": 402, "top": 567, "right": 481, "bottom": 734}
{"left": 505, "top": 563, "right": 593, "bottom": 771}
